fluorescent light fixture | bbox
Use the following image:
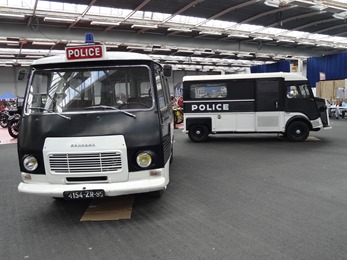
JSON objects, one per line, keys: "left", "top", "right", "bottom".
{"left": 32, "top": 41, "right": 56, "bottom": 46}
{"left": 199, "top": 31, "right": 222, "bottom": 36}
{"left": 264, "top": 0, "right": 280, "bottom": 8}
{"left": 333, "top": 12, "right": 347, "bottom": 20}
{"left": 0, "top": 40, "right": 19, "bottom": 45}
{"left": 228, "top": 34, "right": 249, "bottom": 39}
{"left": 131, "top": 24, "right": 158, "bottom": 29}
{"left": 176, "top": 49, "right": 195, "bottom": 54}
{"left": 153, "top": 48, "right": 171, "bottom": 52}
{"left": 44, "top": 17, "right": 75, "bottom": 23}
{"left": 0, "top": 13, "right": 25, "bottom": 19}
{"left": 90, "top": 21, "right": 120, "bottom": 26}
{"left": 277, "top": 38, "right": 296, "bottom": 43}
{"left": 297, "top": 40, "right": 316, "bottom": 46}
{"left": 253, "top": 35, "right": 273, "bottom": 41}
{"left": 316, "top": 42, "right": 333, "bottom": 47}
{"left": 25, "top": 55, "right": 45, "bottom": 58}
{"left": 0, "top": 55, "right": 15, "bottom": 58}
{"left": 334, "top": 44, "right": 347, "bottom": 49}
{"left": 167, "top": 28, "right": 192, "bottom": 32}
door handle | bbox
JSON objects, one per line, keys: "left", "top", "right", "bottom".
{"left": 275, "top": 101, "right": 278, "bottom": 108}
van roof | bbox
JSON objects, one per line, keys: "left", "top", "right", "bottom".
{"left": 183, "top": 72, "right": 307, "bottom": 82}
{"left": 32, "top": 51, "right": 153, "bottom": 65}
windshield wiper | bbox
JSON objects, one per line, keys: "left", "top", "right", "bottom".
{"left": 83, "top": 105, "right": 136, "bottom": 118}
{"left": 29, "top": 107, "right": 71, "bottom": 120}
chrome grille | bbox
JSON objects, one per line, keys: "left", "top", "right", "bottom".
{"left": 48, "top": 152, "right": 122, "bottom": 173}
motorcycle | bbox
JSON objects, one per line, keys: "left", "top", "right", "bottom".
{"left": 7, "top": 113, "right": 20, "bottom": 138}
{"left": 0, "top": 111, "right": 10, "bottom": 128}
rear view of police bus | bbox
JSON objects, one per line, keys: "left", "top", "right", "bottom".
{"left": 17, "top": 35, "right": 173, "bottom": 200}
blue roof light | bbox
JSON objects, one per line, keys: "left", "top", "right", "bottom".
{"left": 85, "top": 33, "right": 95, "bottom": 44}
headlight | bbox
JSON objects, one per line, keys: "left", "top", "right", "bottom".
{"left": 23, "top": 155, "right": 38, "bottom": 172}
{"left": 136, "top": 152, "right": 152, "bottom": 168}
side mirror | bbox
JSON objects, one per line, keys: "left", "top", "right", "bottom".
{"left": 163, "top": 65, "right": 172, "bottom": 78}
{"left": 17, "top": 69, "right": 27, "bottom": 81}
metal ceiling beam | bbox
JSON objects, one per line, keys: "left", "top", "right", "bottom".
{"left": 313, "top": 23, "right": 347, "bottom": 34}
{"left": 292, "top": 17, "right": 336, "bottom": 31}
{"left": 68, "top": 0, "right": 98, "bottom": 30}
{"left": 266, "top": 10, "right": 325, "bottom": 28}
{"left": 194, "top": 0, "right": 259, "bottom": 27}
{"left": 27, "top": 0, "right": 38, "bottom": 26}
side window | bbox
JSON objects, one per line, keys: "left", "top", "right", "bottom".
{"left": 190, "top": 83, "right": 227, "bottom": 99}
{"left": 155, "top": 66, "right": 169, "bottom": 109}
{"left": 287, "top": 84, "right": 310, "bottom": 98}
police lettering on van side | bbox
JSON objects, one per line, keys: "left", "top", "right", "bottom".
{"left": 190, "top": 103, "right": 229, "bottom": 112}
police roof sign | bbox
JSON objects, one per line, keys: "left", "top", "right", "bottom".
{"left": 65, "top": 45, "right": 105, "bottom": 61}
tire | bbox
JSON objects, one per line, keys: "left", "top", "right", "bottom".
{"left": 286, "top": 121, "right": 309, "bottom": 142}
{"left": 8, "top": 120, "right": 19, "bottom": 138}
{"left": 0, "top": 118, "right": 7, "bottom": 128}
{"left": 188, "top": 125, "right": 209, "bottom": 143}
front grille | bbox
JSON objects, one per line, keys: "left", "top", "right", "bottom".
{"left": 48, "top": 152, "right": 122, "bottom": 173}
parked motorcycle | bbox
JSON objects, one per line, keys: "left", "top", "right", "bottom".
{"left": 0, "top": 111, "right": 10, "bottom": 128}
{"left": 7, "top": 113, "right": 20, "bottom": 138}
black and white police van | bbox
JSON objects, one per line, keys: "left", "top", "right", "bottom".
{"left": 17, "top": 34, "right": 173, "bottom": 199}
{"left": 183, "top": 72, "right": 330, "bottom": 142}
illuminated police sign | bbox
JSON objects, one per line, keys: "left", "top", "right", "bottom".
{"left": 190, "top": 103, "right": 230, "bottom": 112}
{"left": 66, "top": 45, "right": 104, "bottom": 61}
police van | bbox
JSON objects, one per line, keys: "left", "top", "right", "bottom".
{"left": 183, "top": 72, "right": 330, "bottom": 142}
{"left": 17, "top": 34, "right": 173, "bottom": 199}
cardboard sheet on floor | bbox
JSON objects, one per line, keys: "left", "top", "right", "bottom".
{"left": 80, "top": 195, "right": 135, "bottom": 221}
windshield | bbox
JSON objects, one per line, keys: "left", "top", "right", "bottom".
{"left": 26, "top": 66, "right": 153, "bottom": 114}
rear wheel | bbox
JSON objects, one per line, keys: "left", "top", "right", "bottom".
{"left": 286, "top": 121, "right": 309, "bottom": 142}
{"left": 188, "top": 125, "right": 209, "bottom": 143}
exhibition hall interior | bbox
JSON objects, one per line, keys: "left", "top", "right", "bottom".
{"left": 1, "top": 1, "right": 347, "bottom": 260}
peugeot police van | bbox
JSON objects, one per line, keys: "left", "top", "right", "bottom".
{"left": 183, "top": 72, "right": 330, "bottom": 142}
{"left": 17, "top": 34, "right": 173, "bottom": 199}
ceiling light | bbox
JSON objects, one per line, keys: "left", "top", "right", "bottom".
{"left": 0, "top": 40, "right": 19, "bottom": 45}
{"left": 90, "top": 21, "right": 120, "bottom": 26}
{"left": 277, "top": 38, "right": 296, "bottom": 43}
{"left": 253, "top": 36, "right": 273, "bottom": 41}
{"left": 131, "top": 24, "right": 158, "bottom": 29}
{"left": 0, "top": 13, "right": 25, "bottom": 19}
{"left": 333, "top": 12, "right": 347, "bottom": 20}
{"left": 199, "top": 31, "right": 222, "bottom": 36}
{"left": 32, "top": 41, "right": 56, "bottom": 46}
{"left": 228, "top": 34, "right": 249, "bottom": 39}
{"left": 167, "top": 28, "right": 192, "bottom": 32}
{"left": 44, "top": 17, "right": 75, "bottom": 23}
{"left": 264, "top": 0, "right": 280, "bottom": 8}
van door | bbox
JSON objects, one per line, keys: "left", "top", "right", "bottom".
{"left": 285, "top": 83, "right": 321, "bottom": 121}
{"left": 255, "top": 79, "right": 284, "bottom": 132}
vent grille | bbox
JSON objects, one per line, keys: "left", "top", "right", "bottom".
{"left": 49, "top": 152, "right": 122, "bottom": 173}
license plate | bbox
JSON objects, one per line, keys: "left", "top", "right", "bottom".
{"left": 63, "top": 190, "right": 105, "bottom": 200}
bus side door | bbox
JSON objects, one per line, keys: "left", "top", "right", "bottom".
{"left": 255, "top": 79, "right": 284, "bottom": 132}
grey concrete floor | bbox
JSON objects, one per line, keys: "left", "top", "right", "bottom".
{"left": 1, "top": 118, "right": 347, "bottom": 260}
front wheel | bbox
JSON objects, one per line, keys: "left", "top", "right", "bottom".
{"left": 286, "top": 121, "right": 309, "bottom": 142}
{"left": 188, "top": 125, "right": 209, "bottom": 143}
{"left": 0, "top": 118, "right": 7, "bottom": 128}
{"left": 8, "top": 120, "right": 19, "bottom": 138}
